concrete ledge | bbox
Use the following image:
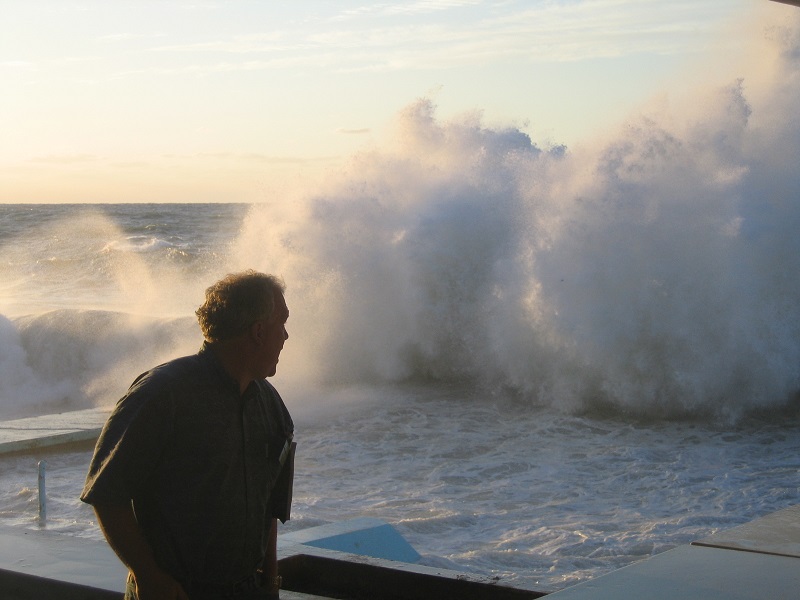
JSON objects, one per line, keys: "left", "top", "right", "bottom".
{"left": 278, "top": 550, "right": 545, "bottom": 599}
{"left": 693, "top": 504, "right": 800, "bottom": 558}
{"left": 0, "top": 568, "right": 119, "bottom": 600}
{"left": 543, "top": 543, "right": 800, "bottom": 600}
{"left": 0, "top": 522, "right": 544, "bottom": 600}
{"left": 0, "top": 525, "right": 127, "bottom": 593}
{"left": 0, "top": 409, "right": 109, "bottom": 455}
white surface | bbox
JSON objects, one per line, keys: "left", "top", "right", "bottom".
{"left": 545, "top": 543, "right": 800, "bottom": 599}
{"left": 0, "top": 525, "right": 126, "bottom": 592}
{"left": 693, "top": 504, "right": 800, "bottom": 558}
{"left": 0, "top": 408, "right": 108, "bottom": 454}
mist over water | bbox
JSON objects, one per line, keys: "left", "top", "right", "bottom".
{"left": 0, "top": 204, "right": 248, "bottom": 419}
{"left": 233, "top": 12, "right": 800, "bottom": 422}
{"left": 2, "top": 10, "right": 800, "bottom": 592}
{"left": 2, "top": 13, "right": 800, "bottom": 423}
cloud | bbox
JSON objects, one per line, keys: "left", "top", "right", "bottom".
{"left": 29, "top": 154, "right": 98, "bottom": 165}
{"left": 111, "top": 161, "right": 150, "bottom": 169}
{"left": 97, "top": 32, "right": 167, "bottom": 43}
{"left": 127, "top": 0, "right": 746, "bottom": 77}
{"left": 192, "top": 152, "right": 338, "bottom": 164}
{"left": 337, "top": 128, "right": 372, "bottom": 134}
{"left": 336, "top": 0, "right": 481, "bottom": 19}
{"left": 1, "top": 60, "right": 35, "bottom": 70}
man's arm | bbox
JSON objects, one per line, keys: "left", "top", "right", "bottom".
{"left": 93, "top": 502, "right": 188, "bottom": 600}
{"left": 260, "top": 518, "right": 280, "bottom": 598}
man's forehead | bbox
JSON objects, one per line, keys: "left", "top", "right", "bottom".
{"left": 273, "top": 292, "right": 289, "bottom": 318}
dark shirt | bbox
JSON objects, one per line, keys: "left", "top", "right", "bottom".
{"left": 81, "top": 343, "right": 294, "bottom": 588}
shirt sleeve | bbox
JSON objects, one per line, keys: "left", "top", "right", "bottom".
{"left": 80, "top": 371, "right": 174, "bottom": 506}
{"left": 261, "top": 380, "right": 295, "bottom": 522}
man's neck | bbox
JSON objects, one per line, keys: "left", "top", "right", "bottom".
{"left": 207, "top": 339, "right": 254, "bottom": 395}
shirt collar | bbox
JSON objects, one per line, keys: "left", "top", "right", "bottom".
{"left": 198, "top": 341, "right": 241, "bottom": 395}
{"left": 198, "top": 341, "right": 260, "bottom": 398}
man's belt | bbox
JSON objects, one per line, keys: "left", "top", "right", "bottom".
{"left": 191, "top": 571, "right": 263, "bottom": 598}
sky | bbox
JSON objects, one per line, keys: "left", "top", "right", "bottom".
{"left": 0, "top": 0, "right": 789, "bottom": 203}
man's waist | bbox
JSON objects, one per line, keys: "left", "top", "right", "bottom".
{"left": 187, "top": 570, "right": 265, "bottom": 599}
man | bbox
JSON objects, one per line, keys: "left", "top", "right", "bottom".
{"left": 81, "top": 270, "right": 294, "bottom": 600}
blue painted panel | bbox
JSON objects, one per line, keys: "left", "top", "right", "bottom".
{"left": 283, "top": 518, "right": 421, "bottom": 563}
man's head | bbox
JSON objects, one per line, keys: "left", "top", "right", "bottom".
{"left": 197, "top": 270, "right": 289, "bottom": 379}
{"left": 196, "top": 270, "right": 285, "bottom": 343}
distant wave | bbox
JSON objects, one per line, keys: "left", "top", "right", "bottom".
{"left": 3, "top": 14, "right": 800, "bottom": 424}
{"left": 102, "top": 235, "right": 188, "bottom": 254}
{"left": 0, "top": 309, "right": 197, "bottom": 420}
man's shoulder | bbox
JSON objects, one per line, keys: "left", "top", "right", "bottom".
{"left": 151, "top": 352, "right": 206, "bottom": 378}
{"left": 255, "top": 377, "right": 278, "bottom": 394}
{"left": 253, "top": 378, "right": 283, "bottom": 404}
{"left": 254, "top": 379, "right": 294, "bottom": 431}
{"left": 127, "top": 353, "right": 206, "bottom": 395}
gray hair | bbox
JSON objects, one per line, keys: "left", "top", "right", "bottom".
{"left": 196, "top": 270, "right": 285, "bottom": 343}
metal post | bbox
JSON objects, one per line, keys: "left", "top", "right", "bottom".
{"left": 38, "top": 460, "right": 46, "bottom": 524}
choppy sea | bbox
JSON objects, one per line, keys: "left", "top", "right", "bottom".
{"left": 3, "top": 25, "right": 800, "bottom": 589}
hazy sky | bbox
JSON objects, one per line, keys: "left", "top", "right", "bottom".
{"left": 0, "top": 0, "right": 785, "bottom": 203}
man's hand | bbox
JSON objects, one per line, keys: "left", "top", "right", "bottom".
{"left": 133, "top": 567, "right": 189, "bottom": 600}
{"left": 92, "top": 502, "right": 186, "bottom": 600}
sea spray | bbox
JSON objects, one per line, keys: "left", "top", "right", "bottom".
{"left": 234, "top": 20, "right": 800, "bottom": 421}
{"left": 1, "top": 13, "right": 800, "bottom": 423}
{"left": 1, "top": 12, "right": 800, "bottom": 591}
{"left": 0, "top": 314, "right": 76, "bottom": 417}
{"left": 0, "top": 204, "right": 248, "bottom": 419}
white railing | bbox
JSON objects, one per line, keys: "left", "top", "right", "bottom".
{"left": 38, "top": 460, "right": 47, "bottom": 524}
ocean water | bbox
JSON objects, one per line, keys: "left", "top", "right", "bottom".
{"left": 3, "top": 12, "right": 800, "bottom": 593}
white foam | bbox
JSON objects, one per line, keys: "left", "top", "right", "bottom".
{"left": 233, "top": 23, "right": 800, "bottom": 419}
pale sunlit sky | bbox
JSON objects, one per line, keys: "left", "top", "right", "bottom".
{"left": 0, "top": 0, "right": 787, "bottom": 203}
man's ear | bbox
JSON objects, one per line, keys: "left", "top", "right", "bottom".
{"left": 249, "top": 319, "right": 265, "bottom": 344}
